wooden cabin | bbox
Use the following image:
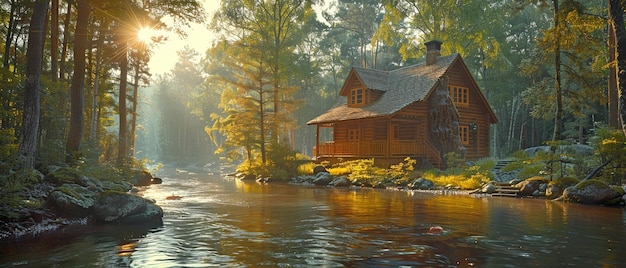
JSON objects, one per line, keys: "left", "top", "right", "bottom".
{"left": 307, "top": 41, "right": 498, "bottom": 168}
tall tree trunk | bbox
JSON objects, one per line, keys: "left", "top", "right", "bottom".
{"left": 59, "top": 2, "right": 72, "bottom": 80}
{"left": 552, "top": 0, "right": 562, "bottom": 141}
{"left": 608, "top": 4, "right": 619, "bottom": 129}
{"left": 65, "top": 0, "right": 90, "bottom": 164}
{"left": 50, "top": 0, "right": 59, "bottom": 81}
{"left": 3, "top": 0, "right": 18, "bottom": 69}
{"left": 19, "top": 0, "right": 49, "bottom": 169}
{"left": 610, "top": 0, "right": 626, "bottom": 136}
{"left": 130, "top": 61, "right": 140, "bottom": 157}
{"left": 118, "top": 41, "right": 129, "bottom": 166}
{"left": 90, "top": 19, "right": 107, "bottom": 141}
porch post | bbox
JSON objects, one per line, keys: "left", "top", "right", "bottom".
{"left": 315, "top": 124, "right": 320, "bottom": 159}
{"left": 387, "top": 120, "right": 391, "bottom": 156}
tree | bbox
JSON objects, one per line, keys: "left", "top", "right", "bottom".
{"left": 211, "top": 0, "right": 313, "bottom": 167}
{"left": 18, "top": 0, "right": 49, "bottom": 168}
{"left": 610, "top": 0, "right": 626, "bottom": 136}
{"left": 170, "top": 47, "right": 204, "bottom": 158}
{"left": 520, "top": 0, "right": 605, "bottom": 144}
{"left": 65, "top": 0, "right": 91, "bottom": 164}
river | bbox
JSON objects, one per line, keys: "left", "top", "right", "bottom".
{"left": 1, "top": 168, "right": 625, "bottom": 267}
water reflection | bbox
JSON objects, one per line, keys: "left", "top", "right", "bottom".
{"left": 1, "top": 171, "right": 625, "bottom": 267}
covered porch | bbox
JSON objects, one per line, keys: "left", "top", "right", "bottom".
{"left": 313, "top": 139, "right": 441, "bottom": 168}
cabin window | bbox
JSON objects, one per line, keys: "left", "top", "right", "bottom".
{"left": 450, "top": 86, "right": 469, "bottom": 105}
{"left": 351, "top": 88, "right": 365, "bottom": 106}
{"left": 459, "top": 126, "right": 469, "bottom": 145}
{"left": 348, "top": 129, "right": 360, "bottom": 141}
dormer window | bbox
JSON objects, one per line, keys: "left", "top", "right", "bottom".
{"left": 351, "top": 88, "right": 367, "bottom": 106}
{"left": 450, "top": 86, "right": 469, "bottom": 106}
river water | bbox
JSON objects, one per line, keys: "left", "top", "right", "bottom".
{"left": 1, "top": 168, "right": 626, "bottom": 267}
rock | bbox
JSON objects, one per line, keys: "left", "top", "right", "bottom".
{"left": 546, "top": 177, "right": 580, "bottom": 200}
{"left": 546, "top": 185, "right": 561, "bottom": 200}
{"left": 93, "top": 192, "right": 163, "bottom": 224}
{"left": 131, "top": 169, "right": 154, "bottom": 186}
{"left": 291, "top": 175, "right": 316, "bottom": 184}
{"left": 329, "top": 176, "right": 351, "bottom": 187}
{"left": 151, "top": 177, "right": 163, "bottom": 184}
{"left": 47, "top": 184, "right": 98, "bottom": 217}
{"left": 515, "top": 177, "right": 548, "bottom": 196}
{"left": 313, "top": 165, "right": 327, "bottom": 175}
{"left": 373, "top": 182, "right": 386, "bottom": 189}
{"left": 408, "top": 178, "right": 435, "bottom": 190}
{"left": 99, "top": 179, "right": 133, "bottom": 193}
{"left": 560, "top": 180, "right": 622, "bottom": 205}
{"left": 45, "top": 167, "right": 83, "bottom": 185}
{"left": 313, "top": 172, "right": 333, "bottom": 185}
{"left": 523, "top": 144, "right": 594, "bottom": 158}
{"left": 256, "top": 177, "right": 271, "bottom": 183}
{"left": 481, "top": 182, "right": 496, "bottom": 194}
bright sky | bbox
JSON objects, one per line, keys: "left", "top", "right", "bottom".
{"left": 148, "top": 1, "right": 220, "bottom": 75}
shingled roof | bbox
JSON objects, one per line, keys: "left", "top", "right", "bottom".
{"left": 307, "top": 53, "right": 460, "bottom": 125}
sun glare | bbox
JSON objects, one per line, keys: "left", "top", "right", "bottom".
{"left": 137, "top": 27, "right": 155, "bottom": 43}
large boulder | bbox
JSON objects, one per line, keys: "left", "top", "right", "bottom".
{"left": 329, "top": 176, "right": 352, "bottom": 187}
{"left": 408, "top": 178, "right": 435, "bottom": 190}
{"left": 523, "top": 144, "right": 594, "bottom": 158}
{"left": 559, "top": 180, "right": 622, "bottom": 205}
{"left": 93, "top": 192, "right": 163, "bottom": 224}
{"left": 480, "top": 182, "right": 497, "bottom": 194}
{"left": 313, "top": 165, "right": 328, "bottom": 175}
{"left": 47, "top": 184, "right": 98, "bottom": 217}
{"left": 313, "top": 172, "right": 333, "bottom": 185}
{"left": 545, "top": 177, "right": 579, "bottom": 200}
{"left": 130, "top": 169, "right": 154, "bottom": 186}
{"left": 515, "top": 177, "right": 548, "bottom": 196}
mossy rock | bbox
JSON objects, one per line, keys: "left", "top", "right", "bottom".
{"left": 548, "top": 177, "right": 579, "bottom": 188}
{"left": 48, "top": 184, "right": 98, "bottom": 217}
{"left": 515, "top": 176, "right": 549, "bottom": 196}
{"left": 45, "top": 167, "right": 82, "bottom": 185}
{"left": 575, "top": 179, "right": 609, "bottom": 190}
{"left": 561, "top": 179, "right": 622, "bottom": 205}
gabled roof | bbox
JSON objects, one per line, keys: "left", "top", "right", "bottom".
{"left": 308, "top": 54, "right": 460, "bottom": 125}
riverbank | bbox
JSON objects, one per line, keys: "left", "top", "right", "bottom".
{"left": 0, "top": 165, "right": 163, "bottom": 242}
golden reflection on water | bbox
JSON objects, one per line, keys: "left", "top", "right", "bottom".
{"left": 117, "top": 241, "right": 137, "bottom": 257}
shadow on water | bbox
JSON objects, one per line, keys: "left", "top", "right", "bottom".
{"left": 1, "top": 170, "right": 626, "bottom": 267}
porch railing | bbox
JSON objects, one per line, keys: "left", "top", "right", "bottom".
{"left": 314, "top": 139, "right": 442, "bottom": 168}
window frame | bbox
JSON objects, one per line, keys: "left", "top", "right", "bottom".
{"left": 450, "top": 86, "right": 469, "bottom": 106}
{"left": 350, "top": 88, "right": 365, "bottom": 106}
{"left": 348, "top": 129, "right": 360, "bottom": 142}
{"left": 459, "top": 126, "right": 469, "bottom": 145}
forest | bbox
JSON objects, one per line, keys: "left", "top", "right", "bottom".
{"left": 1, "top": 0, "right": 625, "bottom": 180}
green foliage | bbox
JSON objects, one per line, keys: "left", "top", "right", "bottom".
{"left": 235, "top": 142, "right": 308, "bottom": 180}
{"left": 444, "top": 151, "right": 466, "bottom": 170}
{"left": 386, "top": 157, "right": 417, "bottom": 185}
{"left": 344, "top": 159, "right": 387, "bottom": 186}
{"left": 424, "top": 157, "right": 495, "bottom": 189}
{"left": 296, "top": 162, "right": 316, "bottom": 175}
{"left": 424, "top": 172, "right": 490, "bottom": 190}
{"left": 0, "top": 129, "right": 18, "bottom": 161}
{"left": 588, "top": 128, "right": 626, "bottom": 184}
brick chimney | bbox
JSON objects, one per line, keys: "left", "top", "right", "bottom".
{"left": 425, "top": 40, "right": 442, "bottom": 65}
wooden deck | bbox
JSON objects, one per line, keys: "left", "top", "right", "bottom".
{"left": 314, "top": 139, "right": 441, "bottom": 168}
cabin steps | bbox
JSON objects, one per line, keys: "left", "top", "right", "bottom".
{"left": 493, "top": 159, "right": 514, "bottom": 171}
{"left": 491, "top": 183, "right": 520, "bottom": 197}
{"left": 491, "top": 159, "right": 516, "bottom": 182}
